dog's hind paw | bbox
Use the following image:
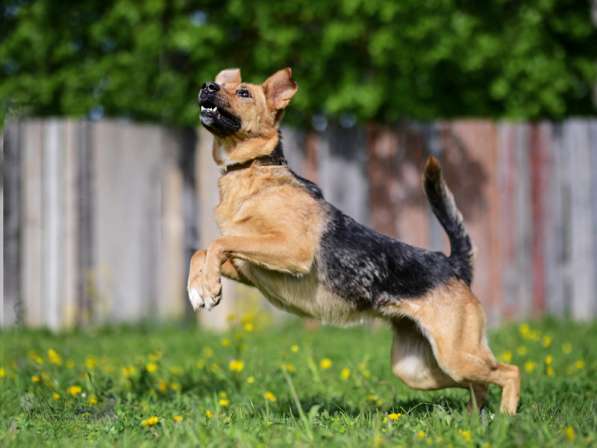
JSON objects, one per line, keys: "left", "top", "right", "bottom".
{"left": 187, "top": 282, "right": 222, "bottom": 311}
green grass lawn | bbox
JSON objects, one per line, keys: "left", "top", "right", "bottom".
{"left": 0, "top": 316, "right": 595, "bottom": 447}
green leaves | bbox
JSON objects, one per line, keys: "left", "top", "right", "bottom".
{"left": 1, "top": 0, "right": 595, "bottom": 127}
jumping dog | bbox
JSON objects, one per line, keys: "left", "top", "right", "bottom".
{"left": 187, "top": 67, "right": 520, "bottom": 415}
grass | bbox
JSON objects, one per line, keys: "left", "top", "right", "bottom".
{"left": 0, "top": 316, "right": 595, "bottom": 447}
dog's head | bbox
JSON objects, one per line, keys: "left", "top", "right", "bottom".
{"left": 198, "top": 67, "right": 297, "bottom": 139}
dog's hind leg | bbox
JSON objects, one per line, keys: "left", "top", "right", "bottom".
{"left": 394, "top": 282, "right": 520, "bottom": 415}
{"left": 390, "top": 318, "right": 458, "bottom": 391}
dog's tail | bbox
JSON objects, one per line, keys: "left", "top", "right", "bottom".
{"left": 423, "top": 156, "right": 474, "bottom": 285}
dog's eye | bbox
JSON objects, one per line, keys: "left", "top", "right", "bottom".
{"left": 236, "top": 88, "right": 251, "bottom": 98}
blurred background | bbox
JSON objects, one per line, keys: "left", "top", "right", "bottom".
{"left": 2, "top": 0, "right": 597, "bottom": 330}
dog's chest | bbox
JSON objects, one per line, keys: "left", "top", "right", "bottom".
{"left": 232, "top": 260, "right": 365, "bottom": 325}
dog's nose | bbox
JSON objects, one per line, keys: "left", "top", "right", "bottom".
{"left": 201, "top": 82, "right": 220, "bottom": 93}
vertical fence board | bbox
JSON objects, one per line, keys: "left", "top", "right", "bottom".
{"left": 567, "top": 120, "right": 594, "bottom": 320}
{"left": 591, "top": 122, "right": 597, "bottom": 317}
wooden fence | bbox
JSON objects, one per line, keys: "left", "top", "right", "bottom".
{"left": 2, "top": 118, "right": 596, "bottom": 330}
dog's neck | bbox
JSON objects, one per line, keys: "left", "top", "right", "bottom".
{"left": 212, "top": 132, "right": 287, "bottom": 173}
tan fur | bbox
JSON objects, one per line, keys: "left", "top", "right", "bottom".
{"left": 188, "top": 66, "right": 520, "bottom": 415}
{"left": 382, "top": 281, "right": 520, "bottom": 415}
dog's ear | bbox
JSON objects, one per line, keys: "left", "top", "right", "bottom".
{"left": 263, "top": 67, "right": 298, "bottom": 110}
{"left": 215, "top": 68, "right": 241, "bottom": 85}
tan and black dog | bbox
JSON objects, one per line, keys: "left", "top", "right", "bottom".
{"left": 187, "top": 67, "right": 520, "bottom": 415}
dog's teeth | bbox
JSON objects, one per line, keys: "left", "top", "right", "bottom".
{"left": 201, "top": 106, "right": 217, "bottom": 112}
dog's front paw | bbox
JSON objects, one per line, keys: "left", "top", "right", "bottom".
{"left": 187, "top": 277, "right": 222, "bottom": 311}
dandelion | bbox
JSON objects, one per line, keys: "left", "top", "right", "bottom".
{"left": 459, "top": 430, "right": 472, "bottom": 442}
{"left": 85, "top": 356, "right": 97, "bottom": 370}
{"left": 564, "top": 426, "right": 575, "bottom": 442}
{"left": 219, "top": 398, "right": 230, "bottom": 407}
{"left": 31, "top": 375, "right": 41, "bottom": 383}
{"left": 141, "top": 416, "right": 160, "bottom": 427}
{"left": 30, "top": 352, "right": 44, "bottom": 365}
{"left": 280, "top": 362, "right": 296, "bottom": 373}
{"left": 516, "top": 346, "right": 528, "bottom": 356}
{"left": 542, "top": 335, "right": 552, "bottom": 348}
{"left": 416, "top": 431, "right": 426, "bottom": 440}
{"left": 263, "top": 391, "right": 277, "bottom": 402}
{"left": 173, "top": 415, "right": 183, "bottom": 423}
{"left": 518, "top": 323, "right": 530, "bottom": 337}
{"left": 52, "top": 392, "right": 61, "bottom": 401}
{"left": 146, "top": 362, "right": 158, "bottom": 373}
{"left": 499, "top": 351, "right": 512, "bottom": 363}
{"left": 228, "top": 359, "right": 245, "bottom": 373}
{"left": 387, "top": 412, "right": 401, "bottom": 422}
{"left": 221, "top": 338, "right": 231, "bottom": 347}
{"left": 574, "top": 360, "right": 585, "bottom": 370}
{"left": 524, "top": 361, "right": 537, "bottom": 373}
{"left": 246, "top": 376, "right": 255, "bottom": 384}
{"left": 290, "top": 344, "right": 299, "bottom": 353}
{"left": 0, "top": 367, "right": 5, "bottom": 378}
{"left": 562, "top": 343, "right": 572, "bottom": 354}
{"left": 158, "top": 380, "right": 168, "bottom": 393}
{"left": 122, "top": 366, "right": 136, "bottom": 378}
{"left": 170, "top": 382, "right": 181, "bottom": 392}
{"left": 47, "top": 349, "right": 62, "bottom": 366}
{"left": 205, "top": 410, "right": 213, "bottom": 418}
{"left": 67, "top": 385, "right": 82, "bottom": 396}
{"left": 320, "top": 358, "right": 333, "bottom": 369}
{"left": 340, "top": 367, "right": 351, "bottom": 380}
{"left": 87, "top": 395, "right": 97, "bottom": 405}
{"left": 547, "top": 366, "right": 554, "bottom": 377}
{"left": 544, "top": 354, "right": 553, "bottom": 365}
{"left": 243, "top": 322, "right": 254, "bottom": 332}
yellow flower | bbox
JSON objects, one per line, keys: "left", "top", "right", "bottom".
{"left": 67, "top": 385, "right": 82, "bottom": 396}
{"left": 170, "top": 382, "right": 181, "bottom": 392}
{"left": 205, "top": 410, "right": 213, "bottom": 418}
{"left": 544, "top": 354, "right": 553, "bottom": 365}
{"left": 518, "top": 323, "right": 530, "bottom": 337}
{"left": 517, "top": 346, "right": 528, "bottom": 356}
{"left": 0, "top": 367, "right": 5, "bottom": 378}
{"left": 243, "top": 322, "right": 254, "bottom": 332}
{"left": 524, "top": 361, "right": 537, "bottom": 373}
{"left": 122, "top": 366, "right": 136, "bottom": 378}
{"left": 246, "top": 376, "right": 255, "bottom": 384}
{"left": 146, "top": 362, "right": 158, "bottom": 373}
{"left": 290, "top": 344, "right": 299, "bottom": 353}
{"left": 228, "top": 359, "right": 245, "bottom": 373}
{"left": 221, "top": 338, "right": 231, "bottom": 347}
{"left": 542, "top": 335, "right": 552, "bottom": 348}
{"left": 88, "top": 395, "right": 97, "bottom": 405}
{"left": 547, "top": 366, "right": 554, "bottom": 377}
{"left": 562, "top": 343, "right": 572, "bottom": 354}
{"left": 85, "top": 356, "right": 97, "bottom": 370}
{"left": 340, "top": 368, "right": 351, "bottom": 380}
{"left": 280, "top": 362, "right": 296, "bottom": 373}
{"left": 141, "top": 416, "right": 160, "bottom": 427}
{"left": 173, "top": 415, "right": 183, "bottom": 423}
{"left": 30, "top": 352, "right": 44, "bottom": 365}
{"left": 416, "top": 431, "right": 426, "bottom": 440}
{"left": 32, "top": 375, "right": 41, "bottom": 383}
{"left": 459, "top": 430, "right": 472, "bottom": 442}
{"left": 52, "top": 392, "right": 61, "bottom": 401}
{"left": 565, "top": 425, "right": 576, "bottom": 442}
{"left": 158, "top": 380, "right": 168, "bottom": 393}
{"left": 387, "top": 412, "right": 401, "bottom": 422}
{"left": 263, "top": 391, "right": 277, "bottom": 402}
{"left": 499, "top": 351, "right": 513, "bottom": 363}
{"left": 319, "top": 358, "right": 333, "bottom": 369}
{"left": 47, "top": 349, "right": 62, "bottom": 366}
{"left": 219, "top": 398, "right": 230, "bottom": 407}
{"left": 574, "top": 360, "right": 585, "bottom": 370}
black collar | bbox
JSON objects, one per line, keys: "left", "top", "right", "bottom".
{"left": 223, "top": 140, "right": 287, "bottom": 174}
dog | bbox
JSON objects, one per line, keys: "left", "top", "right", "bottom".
{"left": 187, "top": 67, "right": 520, "bottom": 415}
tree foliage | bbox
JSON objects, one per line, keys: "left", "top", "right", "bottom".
{"left": 1, "top": 0, "right": 595, "bottom": 127}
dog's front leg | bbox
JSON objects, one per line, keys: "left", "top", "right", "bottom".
{"left": 187, "top": 249, "right": 255, "bottom": 310}
{"left": 190, "top": 234, "right": 312, "bottom": 310}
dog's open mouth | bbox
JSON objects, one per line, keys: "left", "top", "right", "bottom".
{"left": 198, "top": 98, "right": 241, "bottom": 136}
{"left": 200, "top": 99, "right": 233, "bottom": 120}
